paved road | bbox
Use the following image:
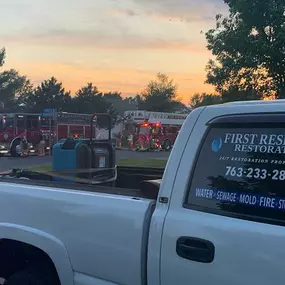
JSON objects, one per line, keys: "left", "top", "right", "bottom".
{"left": 0, "top": 150, "right": 170, "bottom": 172}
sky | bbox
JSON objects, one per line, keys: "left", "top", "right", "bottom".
{"left": 0, "top": 0, "right": 227, "bottom": 103}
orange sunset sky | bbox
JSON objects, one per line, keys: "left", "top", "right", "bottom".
{"left": 1, "top": 0, "right": 228, "bottom": 103}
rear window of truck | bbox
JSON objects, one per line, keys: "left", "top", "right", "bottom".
{"left": 186, "top": 119, "right": 285, "bottom": 224}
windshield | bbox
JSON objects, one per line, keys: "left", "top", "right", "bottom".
{"left": 40, "top": 117, "right": 55, "bottom": 129}
{"left": 151, "top": 126, "right": 161, "bottom": 135}
{"left": 138, "top": 126, "right": 150, "bottom": 135}
{"left": 0, "top": 116, "right": 13, "bottom": 131}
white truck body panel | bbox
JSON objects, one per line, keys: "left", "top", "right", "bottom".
{"left": 160, "top": 101, "right": 285, "bottom": 285}
{"left": 74, "top": 272, "right": 119, "bottom": 285}
{"left": 0, "top": 182, "right": 154, "bottom": 285}
{"left": 147, "top": 107, "right": 205, "bottom": 285}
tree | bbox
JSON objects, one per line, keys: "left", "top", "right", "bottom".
{"left": 71, "top": 83, "right": 118, "bottom": 125}
{"left": 72, "top": 83, "right": 109, "bottom": 113}
{"left": 0, "top": 48, "right": 5, "bottom": 67}
{"left": 221, "top": 88, "right": 261, "bottom": 103}
{"left": 0, "top": 69, "right": 31, "bottom": 110}
{"left": 141, "top": 73, "right": 181, "bottom": 112}
{"left": 189, "top": 93, "right": 221, "bottom": 108}
{"left": 14, "top": 78, "right": 34, "bottom": 111}
{"left": 104, "top": 92, "right": 144, "bottom": 116}
{"left": 0, "top": 48, "right": 32, "bottom": 110}
{"left": 125, "top": 95, "right": 144, "bottom": 110}
{"left": 103, "top": 92, "right": 122, "bottom": 100}
{"left": 205, "top": 0, "right": 285, "bottom": 99}
{"left": 22, "top": 77, "right": 71, "bottom": 112}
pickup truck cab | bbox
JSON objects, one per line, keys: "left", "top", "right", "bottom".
{"left": 0, "top": 99, "right": 285, "bottom": 285}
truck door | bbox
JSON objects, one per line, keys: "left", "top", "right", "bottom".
{"left": 26, "top": 115, "right": 40, "bottom": 143}
{"left": 15, "top": 114, "right": 26, "bottom": 136}
{"left": 161, "top": 113, "right": 285, "bottom": 285}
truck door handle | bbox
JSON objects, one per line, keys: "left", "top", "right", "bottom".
{"left": 176, "top": 237, "right": 215, "bottom": 263}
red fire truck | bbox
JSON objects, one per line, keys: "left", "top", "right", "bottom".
{"left": 0, "top": 112, "right": 96, "bottom": 156}
{"left": 41, "top": 112, "right": 95, "bottom": 138}
{"left": 39, "top": 112, "right": 97, "bottom": 153}
{"left": 0, "top": 113, "right": 42, "bottom": 156}
{"left": 124, "top": 111, "right": 188, "bottom": 151}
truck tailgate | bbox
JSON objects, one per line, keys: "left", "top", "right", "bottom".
{"left": 0, "top": 182, "right": 155, "bottom": 285}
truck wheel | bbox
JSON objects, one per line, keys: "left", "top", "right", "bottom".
{"left": 163, "top": 139, "right": 171, "bottom": 151}
{"left": 10, "top": 140, "right": 21, "bottom": 157}
{"left": 4, "top": 266, "right": 56, "bottom": 285}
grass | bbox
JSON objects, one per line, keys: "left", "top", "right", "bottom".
{"left": 27, "top": 164, "right": 52, "bottom": 172}
{"left": 28, "top": 158, "right": 167, "bottom": 172}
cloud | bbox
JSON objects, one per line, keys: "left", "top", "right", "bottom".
{"left": 106, "top": 8, "right": 138, "bottom": 16}
{"left": 2, "top": 28, "right": 205, "bottom": 52}
{"left": 103, "top": 0, "right": 227, "bottom": 24}
{"left": 130, "top": 0, "right": 227, "bottom": 23}
{"left": 1, "top": 0, "right": 215, "bottom": 53}
{"left": 0, "top": 0, "right": 127, "bottom": 35}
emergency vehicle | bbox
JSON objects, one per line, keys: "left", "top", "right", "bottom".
{"left": 0, "top": 112, "right": 96, "bottom": 156}
{"left": 0, "top": 113, "right": 41, "bottom": 156}
{"left": 41, "top": 112, "right": 96, "bottom": 138}
{"left": 124, "top": 110, "right": 188, "bottom": 150}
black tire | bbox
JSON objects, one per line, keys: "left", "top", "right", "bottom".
{"left": 4, "top": 266, "right": 57, "bottom": 285}
{"left": 162, "top": 139, "right": 172, "bottom": 151}
{"left": 10, "top": 140, "right": 21, "bottom": 157}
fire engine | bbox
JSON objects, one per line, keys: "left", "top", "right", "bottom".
{"left": 124, "top": 110, "right": 188, "bottom": 151}
{"left": 41, "top": 112, "right": 96, "bottom": 138}
{"left": 0, "top": 112, "right": 97, "bottom": 156}
{"left": 0, "top": 113, "right": 41, "bottom": 156}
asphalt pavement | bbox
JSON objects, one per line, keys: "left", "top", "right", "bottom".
{"left": 0, "top": 150, "right": 170, "bottom": 172}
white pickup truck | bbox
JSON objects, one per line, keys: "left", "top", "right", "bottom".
{"left": 1, "top": 99, "right": 285, "bottom": 285}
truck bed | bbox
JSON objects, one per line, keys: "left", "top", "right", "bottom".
{"left": 0, "top": 179, "right": 156, "bottom": 285}
{"left": 0, "top": 166, "right": 164, "bottom": 200}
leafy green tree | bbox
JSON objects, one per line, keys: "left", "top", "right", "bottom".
{"left": 205, "top": 0, "right": 285, "bottom": 98}
{"left": 0, "top": 48, "right": 32, "bottom": 110}
{"left": 0, "top": 48, "right": 5, "bottom": 67}
{"left": 71, "top": 83, "right": 118, "bottom": 125}
{"left": 221, "top": 88, "right": 261, "bottom": 103}
{"left": 103, "top": 92, "right": 122, "bottom": 100}
{"left": 22, "top": 77, "right": 71, "bottom": 112}
{"left": 72, "top": 83, "right": 108, "bottom": 113}
{"left": 104, "top": 93, "right": 144, "bottom": 116}
{"left": 141, "top": 73, "right": 181, "bottom": 112}
{"left": 0, "top": 69, "right": 29, "bottom": 109}
{"left": 125, "top": 95, "right": 144, "bottom": 110}
{"left": 15, "top": 79, "right": 34, "bottom": 111}
{"left": 189, "top": 93, "right": 221, "bottom": 108}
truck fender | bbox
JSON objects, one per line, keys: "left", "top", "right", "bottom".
{"left": 0, "top": 223, "right": 74, "bottom": 285}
